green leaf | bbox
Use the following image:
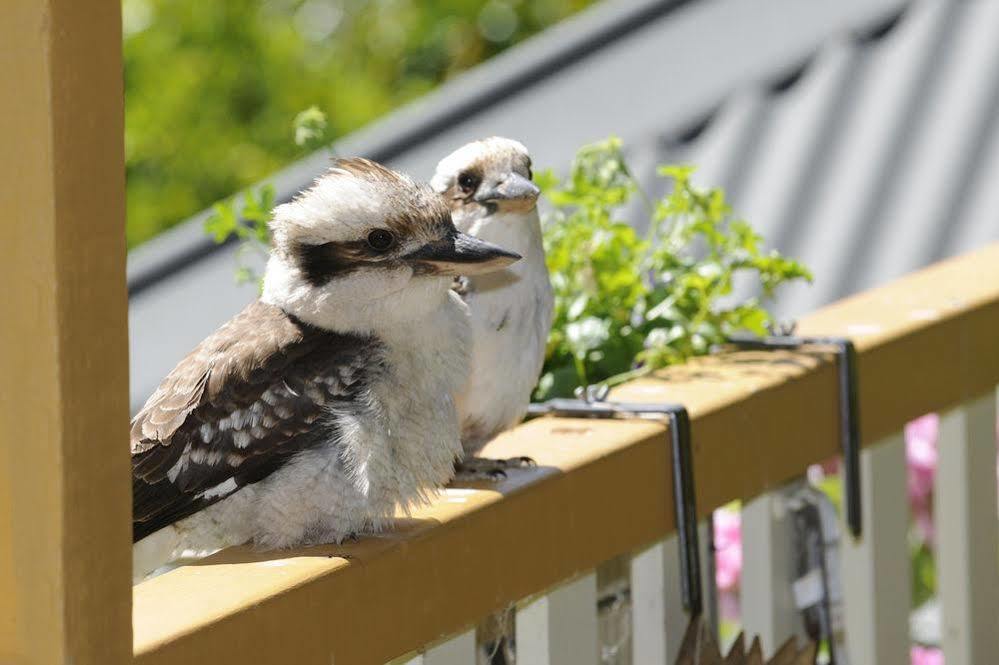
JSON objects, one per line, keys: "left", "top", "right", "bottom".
{"left": 534, "top": 168, "right": 560, "bottom": 193}
{"left": 234, "top": 266, "right": 256, "bottom": 284}
{"left": 204, "top": 200, "right": 238, "bottom": 243}
{"left": 911, "top": 542, "right": 937, "bottom": 607}
{"left": 293, "top": 106, "right": 329, "bottom": 150}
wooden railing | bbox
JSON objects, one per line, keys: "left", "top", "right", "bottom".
{"left": 5, "top": 3, "right": 999, "bottom": 665}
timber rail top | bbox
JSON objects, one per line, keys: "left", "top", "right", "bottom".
{"left": 133, "top": 242, "right": 999, "bottom": 665}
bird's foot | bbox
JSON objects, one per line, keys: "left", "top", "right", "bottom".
{"left": 452, "top": 456, "right": 536, "bottom": 482}
{"left": 297, "top": 528, "right": 360, "bottom": 548}
{"left": 327, "top": 552, "right": 356, "bottom": 561}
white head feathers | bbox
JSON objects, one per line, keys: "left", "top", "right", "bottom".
{"left": 431, "top": 137, "right": 532, "bottom": 194}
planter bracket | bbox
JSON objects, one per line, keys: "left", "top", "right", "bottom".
{"left": 727, "top": 331, "right": 862, "bottom": 538}
{"left": 528, "top": 393, "right": 703, "bottom": 616}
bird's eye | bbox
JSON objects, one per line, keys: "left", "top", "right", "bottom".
{"left": 366, "top": 229, "right": 395, "bottom": 252}
{"left": 457, "top": 172, "right": 479, "bottom": 193}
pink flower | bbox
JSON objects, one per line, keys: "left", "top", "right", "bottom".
{"left": 714, "top": 507, "right": 741, "bottom": 550}
{"left": 911, "top": 645, "right": 943, "bottom": 665}
{"left": 820, "top": 457, "right": 841, "bottom": 476}
{"left": 807, "top": 457, "right": 841, "bottom": 484}
{"left": 906, "top": 414, "right": 939, "bottom": 508}
{"left": 717, "top": 589, "right": 740, "bottom": 623}
{"left": 906, "top": 414, "right": 939, "bottom": 548}
{"left": 715, "top": 545, "right": 742, "bottom": 592}
{"left": 713, "top": 508, "right": 742, "bottom": 592}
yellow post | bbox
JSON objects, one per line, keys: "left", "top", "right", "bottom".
{"left": 0, "top": 1, "right": 132, "bottom": 663}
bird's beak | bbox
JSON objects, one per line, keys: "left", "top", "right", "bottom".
{"left": 406, "top": 232, "right": 521, "bottom": 276}
{"left": 473, "top": 172, "right": 540, "bottom": 211}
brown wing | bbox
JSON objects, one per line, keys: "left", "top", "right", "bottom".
{"left": 131, "top": 301, "right": 380, "bottom": 542}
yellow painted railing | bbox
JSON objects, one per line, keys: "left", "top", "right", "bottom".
{"left": 4, "top": 3, "right": 999, "bottom": 664}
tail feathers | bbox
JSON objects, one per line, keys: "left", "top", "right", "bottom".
{"left": 132, "top": 525, "right": 182, "bottom": 583}
{"left": 132, "top": 516, "right": 239, "bottom": 584}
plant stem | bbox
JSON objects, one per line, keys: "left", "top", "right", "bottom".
{"left": 573, "top": 355, "right": 589, "bottom": 386}
{"left": 622, "top": 161, "right": 655, "bottom": 220}
{"left": 602, "top": 364, "right": 655, "bottom": 388}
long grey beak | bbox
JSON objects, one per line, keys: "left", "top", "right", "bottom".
{"left": 473, "top": 172, "right": 540, "bottom": 203}
{"left": 406, "top": 232, "right": 521, "bottom": 276}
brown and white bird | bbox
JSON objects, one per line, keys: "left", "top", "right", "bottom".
{"left": 431, "top": 137, "right": 554, "bottom": 477}
{"left": 132, "top": 158, "right": 520, "bottom": 578}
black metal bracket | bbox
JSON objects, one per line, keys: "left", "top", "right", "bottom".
{"left": 528, "top": 393, "right": 703, "bottom": 616}
{"left": 727, "top": 332, "right": 862, "bottom": 538}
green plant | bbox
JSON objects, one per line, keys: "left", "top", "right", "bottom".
{"left": 534, "top": 137, "right": 811, "bottom": 399}
{"left": 204, "top": 184, "right": 276, "bottom": 285}
{"left": 910, "top": 539, "right": 937, "bottom": 608}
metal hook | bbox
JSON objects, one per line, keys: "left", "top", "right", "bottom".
{"left": 529, "top": 393, "right": 703, "bottom": 615}
{"left": 727, "top": 331, "right": 862, "bottom": 538}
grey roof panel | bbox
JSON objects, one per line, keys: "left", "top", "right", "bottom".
{"left": 681, "top": 90, "right": 769, "bottom": 194}
{"left": 734, "top": 40, "right": 857, "bottom": 247}
{"left": 948, "top": 89, "right": 999, "bottom": 258}
{"left": 849, "top": 0, "right": 999, "bottom": 293}
{"left": 762, "top": 0, "right": 959, "bottom": 318}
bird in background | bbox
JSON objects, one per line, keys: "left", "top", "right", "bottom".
{"left": 432, "top": 137, "right": 554, "bottom": 479}
{"left": 132, "top": 158, "right": 520, "bottom": 580}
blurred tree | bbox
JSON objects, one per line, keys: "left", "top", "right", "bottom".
{"left": 123, "top": 0, "right": 593, "bottom": 247}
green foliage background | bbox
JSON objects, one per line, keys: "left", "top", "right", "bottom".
{"left": 123, "top": 0, "right": 593, "bottom": 247}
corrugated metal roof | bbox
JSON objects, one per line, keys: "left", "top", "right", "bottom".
{"left": 128, "top": 0, "right": 999, "bottom": 410}
{"left": 698, "top": 0, "right": 999, "bottom": 319}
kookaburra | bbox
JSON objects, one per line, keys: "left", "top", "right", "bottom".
{"left": 132, "top": 158, "right": 519, "bottom": 578}
{"left": 431, "top": 138, "right": 554, "bottom": 477}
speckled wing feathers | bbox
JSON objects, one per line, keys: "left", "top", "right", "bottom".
{"left": 131, "top": 301, "right": 379, "bottom": 542}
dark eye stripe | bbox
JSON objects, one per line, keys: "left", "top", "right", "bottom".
{"left": 294, "top": 240, "right": 371, "bottom": 286}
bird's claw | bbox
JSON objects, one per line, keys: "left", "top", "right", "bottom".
{"left": 506, "top": 455, "right": 536, "bottom": 468}
{"left": 328, "top": 552, "right": 356, "bottom": 561}
{"left": 452, "top": 455, "right": 534, "bottom": 482}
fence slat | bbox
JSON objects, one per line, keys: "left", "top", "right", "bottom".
{"left": 409, "top": 629, "right": 476, "bottom": 665}
{"left": 841, "top": 432, "right": 911, "bottom": 665}
{"left": 698, "top": 520, "right": 718, "bottom": 636}
{"left": 740, "top": 489, "right": 802, "bottom": 656}
{"left": 516, "top": 572, "right": 599, "bottom": 665}
{"left": 630, "top": 536, "right": 688, "bottom": 665}
{"left": 935, "top": 391, "right": 999, "bottom": 665}
{"left": 597, "top": 556, "right": 632, "bottom": 665}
